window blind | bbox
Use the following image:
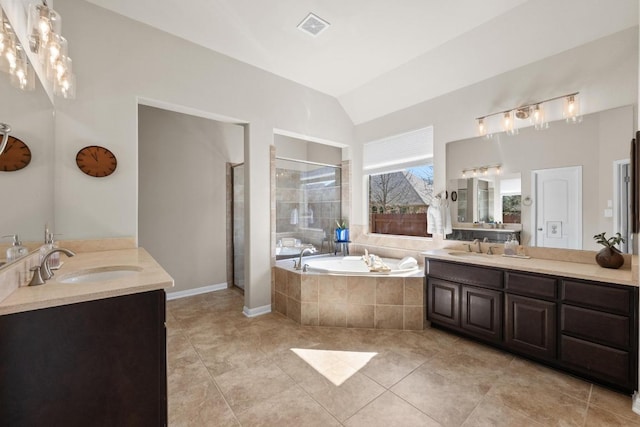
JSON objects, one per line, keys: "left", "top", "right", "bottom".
{"left": 363, "top": 126, "right": 433, "bottom": 175}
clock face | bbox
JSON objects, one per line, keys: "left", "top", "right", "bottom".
{"left": 0, "top": 136, "right": 32, "bottom": 172}
{"left": 76, "top": 145, "right": 117, "bottom": 177}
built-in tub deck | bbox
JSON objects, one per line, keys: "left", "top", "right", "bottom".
{"left": 273, "top": 255, "right": 425, "bottom": 330}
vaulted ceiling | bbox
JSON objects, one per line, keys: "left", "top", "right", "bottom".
{"left": 85, "top": 0, "right": 638, "bottom": 124}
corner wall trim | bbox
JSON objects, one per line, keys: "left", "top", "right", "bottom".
{"left": 166, "top": 283, "right": 228, "bottom": 300}
{"left": 243, "top": 304, "right": 272, "bottom": 317}
{"left": 632, "top": 391, "right": 640, "bottom": 415}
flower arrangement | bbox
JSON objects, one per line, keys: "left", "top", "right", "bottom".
{"left": 336, "top": 220, "right": 348, "bottom": 230}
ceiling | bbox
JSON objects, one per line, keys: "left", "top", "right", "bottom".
{"left": 85, "top": 0, "right": 638, "bottom": 124}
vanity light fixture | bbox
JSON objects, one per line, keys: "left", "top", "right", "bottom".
{"left": 461, "top": 164, "right": 502, "bottom": 179}
{"left": 476, "top": 92, "right": 581, "bottom": 136}
{"left": 0, "top": 10, "right": 35, "bottom": 91}
{"left": 27, "top": 1, "right": 75, "bottom": 99}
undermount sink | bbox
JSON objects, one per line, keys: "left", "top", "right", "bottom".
{"left": 447, "top": 251, "right": 488, "bottom": 257}
{"left": 58, "top": 266, "right": 143, "bottom": 284}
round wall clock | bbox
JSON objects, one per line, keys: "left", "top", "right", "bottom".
{"left": 76, "top": 145, "right": 117, "bottom": 177}
{"left": 0, "top": 136, "right": 32, "bottom": 172}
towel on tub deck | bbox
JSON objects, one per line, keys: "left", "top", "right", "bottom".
{"left": 398, "top": 256, "right": 418, "bottom": 270}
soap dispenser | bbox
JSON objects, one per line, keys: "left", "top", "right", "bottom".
{"left": 3, "top": 234, "right": 28, "bottom": 262}
{"left": 39, "top": 226, "right": 60, "bottom": 269}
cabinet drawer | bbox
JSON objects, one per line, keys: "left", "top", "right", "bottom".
{"left": 506, "top": 272, "right": 556, "bottom": 299}
{"left": 560, "top": 335, "right": 631, "bottom": 388}
{"left": 562, "top": 280, "right": 632, "bottom": 314}
{"left": 561, "top": 305, "right": 630, "bottom": 349}
{"left": 427, "top": 260, "right": 503, "bottom": 289}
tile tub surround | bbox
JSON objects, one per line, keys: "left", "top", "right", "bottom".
{"left": 272, "top": 262, "right": 425, "bottom": 330}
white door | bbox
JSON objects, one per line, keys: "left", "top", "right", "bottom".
{"left": 532, "top": 166, "right": 582, "bottom": 249}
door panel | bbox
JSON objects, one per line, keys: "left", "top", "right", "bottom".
{"left": 505, "top": 294, "right": 557, "bottom": 360}
{"left": 427, "top": 279, "right": 460, "bottom": 327}
{"left": 461, "top": 285, "right": 502, "bottom": 342}
{"left": 533, "top": 166, "right": 582, "bottom": 249}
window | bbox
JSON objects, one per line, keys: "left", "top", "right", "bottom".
{"left": 364, "top": 127, "right": 434, "bottom": 237}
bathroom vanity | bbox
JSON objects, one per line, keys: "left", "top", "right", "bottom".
{"left": 424, "top": 250, "right": 638, "bottom": 394}
{"left": 0, "top": 248, "right": 173, "bottom": 425}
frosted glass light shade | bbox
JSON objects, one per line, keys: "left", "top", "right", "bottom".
{"left": 532, "top": 104, "right": 548, "bottom": 130}
{"left": 503, "top": 111, "right": 518, "bottom": 135}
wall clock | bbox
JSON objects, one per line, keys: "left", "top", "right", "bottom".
{"left": 0, "top": 136, "right": 32, "bottom": 172}
{"left": 76, "top": 145, "right": 117, "bottom": 177}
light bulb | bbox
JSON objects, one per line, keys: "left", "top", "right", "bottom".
{"left": 532, "top": 104, "right": 548, "bottom": 130}
{"left": 503, "top": 111, "right": 517, "bottom": 135}
{"left": 563, "top": 94, "right": 582, "bottom": 124}
{"left": 462, "top": 171, "right": 466, "bottom": 178}
{"left": 477, "top": 118, "right": 487, "bottom": 137}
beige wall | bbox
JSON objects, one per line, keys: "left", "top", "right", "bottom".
{"left": 446, "top": 105, "right": 634, "bottom": 250}
{"left": 49, "top": 0, "right": 354, "bottom": 311}
{"left": 138, "top": 105, "right": 242, "bottom": 293}
{"left": 274, "top": 134, "right": 342, "bottom": 166}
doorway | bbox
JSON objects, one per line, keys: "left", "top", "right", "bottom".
{"left": 531, "top": 166, "right": 583, "bottom": 249}
{"left": 614, "top": 159, "right": 631, "bottom": 253}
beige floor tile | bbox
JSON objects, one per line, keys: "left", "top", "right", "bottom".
{"left": 359, "top": 349, "right": 424, "bottom": 388}
{"left": 487, "top": 382, "right": 588, "bottom": 426}
{"left": 419, "top": 350, "right": 507, "bottom": 381}
{"left": 169, "top": 380, "right": 238, "bottom": 427}
{"left": 345, "top": 391, "right": 441, "bottom": 427}
{"left": 235, "top": 384, "right": 340, "bottom": 427}
{"left": 167, "top": 333, "right": 201, "bottom": 364}
{"left": 194, "top": 339, "right": 269, "bottom": 377}
{"left": 168, "top": 357, "right": 213, "bottom": 394}
{"left": 391, "top": 367, "right": 493, "bottom": 427}
{"left": 214, "top": 359, "right": 296, "bottom": 413}
{"left": 589, "top": 385, "right": 640, "bottom": 422}
{"left": 585, "top": 405, "right": 640, "bottom": 427}
{"left": 461, "top": 397, "right": 543, "bottom": 426}
{"left": 299, "top": 370, "right": 386, "bottom": 422}
{"left": 501, "top": 357, "right": 592, "bottom": 402}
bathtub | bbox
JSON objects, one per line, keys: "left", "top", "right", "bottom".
{"left": 303, "top": 255, "right": 420, "bottom": 276}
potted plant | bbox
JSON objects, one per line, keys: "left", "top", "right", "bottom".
{"left": 593, "top": 232, "right": 625, "bottom": 269}
{"left": 335, "top": 220, "right": 349, "bottom": 242}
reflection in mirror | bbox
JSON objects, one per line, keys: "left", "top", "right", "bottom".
{"left": 447, "top": 105, "right": 635, "bottom": 251}
{"left": 0, "top": 12, "right": 54, "bottom": 268}
{"left": 456, "top": 174, "right": 521, "bottom": 224}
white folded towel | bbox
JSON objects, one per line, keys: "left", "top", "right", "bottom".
{"left": 398, "top": 256, "right": 418, "bottom": 270}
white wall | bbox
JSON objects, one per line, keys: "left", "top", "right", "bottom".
{"left": 274, "top": 134, "right": 342, "bottom": 166}
{"left": 52, "top": 0, "right": 354, "bottom": 310}
{"left": 138, "top": 105, "right": 242, "bottom": 293}
{"left": 353, "top": 28, "right": 638, "bottom": 245}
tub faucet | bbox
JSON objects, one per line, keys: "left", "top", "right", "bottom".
{"left": 472, "top": 239, "right": 482, "bottom": 253}
{"left": 29, "top": 248, "right": 76, "bottom": 286}
{"left": 295, "top": 247, "right": 315, "bottom": 270}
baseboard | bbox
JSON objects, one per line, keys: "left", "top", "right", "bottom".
{"left": 166, "top": 282, "right": 228, "bottom": 300}
{"left": 243, "top": 304, "right": 271, "bottom": 317}
{"left": 633, "top": 391, "right": 640, "bottom": 415}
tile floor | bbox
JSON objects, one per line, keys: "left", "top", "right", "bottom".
{"left": 167, "top": 288, "right": 640, "bottom": 426}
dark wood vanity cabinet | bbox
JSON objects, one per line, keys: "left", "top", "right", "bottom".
{"left": 504, "top": 272, "right": 557, "bottom": 361}
{"left": 426, "top": 260, "right": 503, "bottom": 342}
{"left": 426, "top": 258, "right": 638, "bottom": 393}
{"left": 560, "top": 279, "right": 637, "bottom": 391}
{"left": 0, "top": 290, "right": 168, "bottom": 426}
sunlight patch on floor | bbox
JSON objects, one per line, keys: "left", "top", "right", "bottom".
{"left": 291, "top": 348, "right": 378, "bottom": 386}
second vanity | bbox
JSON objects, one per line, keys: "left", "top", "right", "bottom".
{"left": 423, "top": 248, "right": 638, "bottom": 394}
{"left": 0, "top": 248, "right": 174, "bottom": 426}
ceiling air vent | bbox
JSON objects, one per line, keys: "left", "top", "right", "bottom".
{"left": 297, "top": 13, "right": 330, "bottom": 37}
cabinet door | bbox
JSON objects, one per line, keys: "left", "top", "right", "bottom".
{"left": 505, "top": 294, "right": 557, "bottom": 360}
{"left": 461, "top": 285, "right": 502, "bottom": 342}
{"left": 427, "top": 279, "right": 460, "bottom": 327}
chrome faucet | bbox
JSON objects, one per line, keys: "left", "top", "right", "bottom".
{"left": 472, "top": 239, "right": 482, "bottom": 253}
{"left": 295, "top": 247, "right": 315, "bottom": 270}
{"left": 487, "top": 246, "right": 500, "bottom": 255}
{"left": 29, "top": 248, "right": 76, "bottom": 286}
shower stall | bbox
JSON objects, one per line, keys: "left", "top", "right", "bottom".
{"left": 275, "top": 158, "right": 341, "bottom": 259}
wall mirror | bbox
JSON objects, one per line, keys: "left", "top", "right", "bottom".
{"left": 0, "top": 7, "right": 55, "bottom": 269}
{"left": 446, "top": 105, "right": 635, "bottom": 251}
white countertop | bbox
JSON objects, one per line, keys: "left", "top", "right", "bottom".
{"left": 423, "top": 249, "right": 637, "bottom": 287}
{"left": 0, "top": 248, "right": 174, "bottom": 315}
